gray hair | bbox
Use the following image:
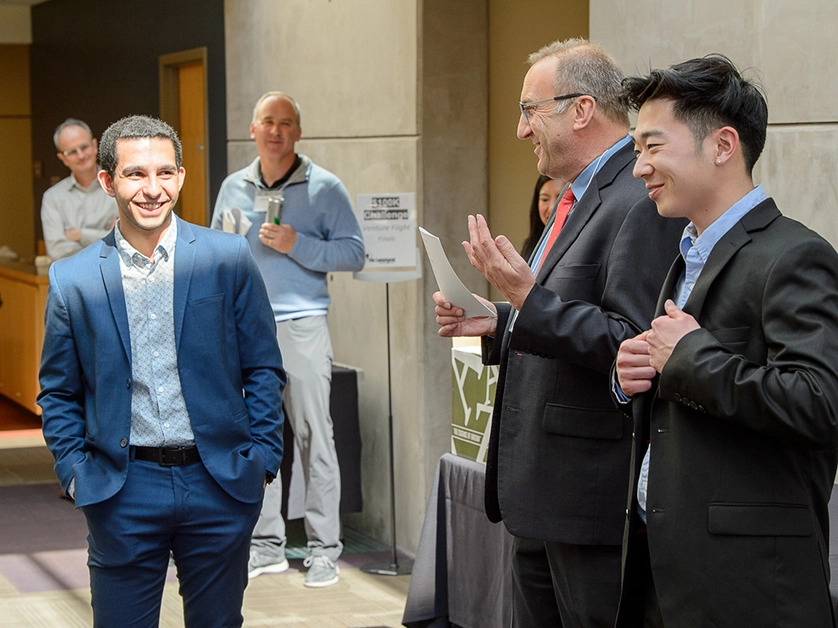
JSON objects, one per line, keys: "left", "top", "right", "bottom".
{"left": 527, "top": 38, "right": 629, "bottom": 127}
{"left": 53, "top": 118, "right": 93, "bottom": 150}
{"left": 98, "top": 115, "right": 182, "bottom": 178}
{"left": 251, "top": 91, "right": 302, "bottom": 126}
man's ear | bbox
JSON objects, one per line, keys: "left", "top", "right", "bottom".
{"left": 713, "top": 126, "right": 739, "bottom": 166}
{"left": 98, "top": 170, "right": 115, "bottom": 197}
{"left": 571, "top": 95, "right": 597, "bottom": 131}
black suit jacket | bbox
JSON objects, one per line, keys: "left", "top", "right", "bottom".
{"left": 482, "top": 142, "right": 685, "bottom": 545}
{"left": 616, "top": 199, "right": 838, "bottom": 627}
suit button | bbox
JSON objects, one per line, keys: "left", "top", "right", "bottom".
{"left": 681, "top": 398, "right": 689, "bottom": 406}
{"left": 698, "top": 405, "right": 706, "bottom": 413}
{"left": 126, "top": 379, "right": 131, "bottom": 388}
{"left": 689, "top": 401, "right": 697, "bottom": 410}
{"left": 120, "top": 438, "right": 128, "bottom": 448}
{"left": 673, "top": 393, "right": 682, "bottom": 402}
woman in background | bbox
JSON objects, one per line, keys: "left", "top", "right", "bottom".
{"left": 521, "top": 174, "right": 563, "bottom": 261}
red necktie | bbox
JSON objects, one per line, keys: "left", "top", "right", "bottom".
{"left": 534, "top": 186, "right": 575, "bottom": 274}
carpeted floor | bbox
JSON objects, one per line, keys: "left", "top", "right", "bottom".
{"left": 0, "top": 442, "right": 412, "bottom": 627}
{"left": 0, "top": 483, "right": 86, "bottom": 555}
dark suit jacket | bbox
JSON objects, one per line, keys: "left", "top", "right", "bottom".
{"left": 38, "top": 217, "right": 285, "bottom": 508}
{"left": 616, "top": 199, "right": 838, "bottom": 627}
{"left": 482, "top": 142, "right": 685, "bottom": 545}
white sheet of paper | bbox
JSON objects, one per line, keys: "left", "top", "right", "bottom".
{"left": 221, "top": 207, "right": 253, "bottom": 236}
{"left": 419, "top": 227, "right": 496, "bottom": 319}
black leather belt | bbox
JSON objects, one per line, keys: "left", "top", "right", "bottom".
{"left": 131, "top": 445, "right": 200, "bottom": 466}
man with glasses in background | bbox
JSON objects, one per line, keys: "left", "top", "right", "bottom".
{"left": 433, "top": 39, "right": 683, "bottom": 627}
{"left": 40, "top": 118, "right": 117, "bottom": 260}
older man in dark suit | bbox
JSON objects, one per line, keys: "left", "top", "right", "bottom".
{"left": 614, "top": 55, "right": 838, "bottom": 627}
{"left": 434, "top": 39, "right": 684, "bottom": 627}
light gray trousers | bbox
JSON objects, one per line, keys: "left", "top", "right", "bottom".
{"left": 251, "top": 315, "right": 343, "bottom": 562}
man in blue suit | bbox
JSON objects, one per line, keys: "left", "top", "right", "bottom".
{"left": 38, "top": 115, "right": 285, "bottom": 628}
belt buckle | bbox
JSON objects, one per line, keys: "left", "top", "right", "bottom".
{"left": 158, "top": 447, "right": 183, "bottom": 466}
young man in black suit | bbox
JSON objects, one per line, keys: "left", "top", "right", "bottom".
{"left": 615, "top": 55, "right": 838, "bottom": 627}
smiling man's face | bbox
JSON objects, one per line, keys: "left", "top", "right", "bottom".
{"left": 56, "top": 124, "right": 99, "bottom": 180}
{"left": 516, "top": 58, "right": 580, "bottom": 181}
{"left": 632, "top": 98, "right": 717, "bottom": 225}
{"left": 98, "top": 137, "right": 185, "bottom": 243}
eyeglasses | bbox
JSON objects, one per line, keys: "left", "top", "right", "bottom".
{"left": 61, "top": 141, "right": 94, "bottom": 158}
{"left": 519, "top": 93, "right": 597, "bottom": 123}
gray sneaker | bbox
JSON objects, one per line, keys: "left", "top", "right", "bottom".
{"left": 303, "top": 555, "right": 340, "bottom": 587}
{"left": 248, "top": 550, "right": 289, "bottom": 579}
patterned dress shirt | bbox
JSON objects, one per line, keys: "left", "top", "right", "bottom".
{"left": 114, "top": 219, "right": 195, "bottom": 447}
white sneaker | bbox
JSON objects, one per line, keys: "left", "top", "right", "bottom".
{"left": 248, "top": 550, "right": 289, "bottom": 579}
{"left": 303, "top": 555, "right": 340, "bottom": 587}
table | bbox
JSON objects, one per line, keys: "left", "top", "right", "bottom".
{"left": 406, "top": 458, "right": 838, "bottom": 626}
{"left": 0, "top": 260, "right": 49, "bottom": 415}
{"left": 279, "top": 364, "right": 363, "bottom": 518}
{"left": 403, "top": 453, "right": 513, "bottom": 628}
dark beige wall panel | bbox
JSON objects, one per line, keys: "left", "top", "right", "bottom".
{"left": 224, "top": 0, "right": 417, "bottom": 140}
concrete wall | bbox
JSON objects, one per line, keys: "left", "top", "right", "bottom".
{"left": 591, "top": 0, "right": 838, "bottom": 247}
{"left": 223, "top": 0, "right": 488, "bottom": 553}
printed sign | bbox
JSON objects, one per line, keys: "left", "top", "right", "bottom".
{"left": 356, "top": 193, "right": 416, "bottom": 269}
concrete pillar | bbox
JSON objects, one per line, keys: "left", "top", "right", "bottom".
{"left": 223, "top": 0, "right": 488, "bottom": 553}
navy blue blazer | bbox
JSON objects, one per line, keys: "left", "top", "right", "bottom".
{"left": 38, "top": 216, "right": 285, "bottom": 508}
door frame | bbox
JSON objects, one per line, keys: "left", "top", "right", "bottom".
{"left": 159, "top": 47, "right": 210, "bottom": 223}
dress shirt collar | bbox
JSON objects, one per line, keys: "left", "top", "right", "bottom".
{"left": 570, "top": 134, "right": 632, "bottom": 202}
{"left": 69, "top": 173, "right": 100, "bottom": 193}
{"left": 679, "top": 185, "right": 767, "bottom": 264}
{"left": 114, "top": 216, "right": 177, "bottom": 269}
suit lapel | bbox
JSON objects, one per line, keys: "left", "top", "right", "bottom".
{"left": 99, "top": 234, "right": 132, "bottom": 362}
{"left": 682, "top": 199, "right": 780, "bottom": 320}
{"left": 656, "top": 256, "right": 685, "bottom": 316}
{"left": 537, "top": 143, "right": 635, "bottom": 282}
{"left": 173, "top": 216, "right": 196, "bottom": 350}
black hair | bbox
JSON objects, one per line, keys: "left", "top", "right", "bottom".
{"left": 521, "top": 174, "right": 552, "bottom": 261}
{"left": 98, "top": 115, "right": 182, "bottom": 178}
{"left": 621, "top": 54, "right": 767, "bottom": 174}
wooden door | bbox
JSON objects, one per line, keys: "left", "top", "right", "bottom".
{"left": 159, "top": 48, "right": 209, "bottom": 226}
{"left": 177, "top": 62, "right": 207, "bottom": 226}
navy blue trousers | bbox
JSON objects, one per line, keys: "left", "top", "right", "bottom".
{"left": 80, "top": 457, "right": 262, "bottom": 628}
